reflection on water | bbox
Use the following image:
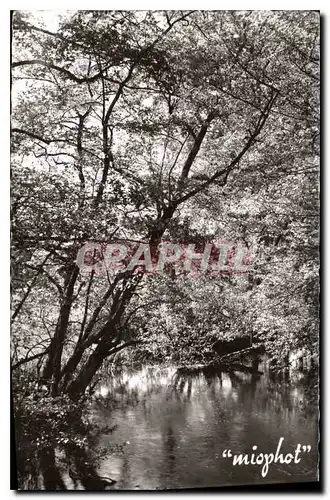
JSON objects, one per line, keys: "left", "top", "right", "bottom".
{"left": 94, "top": 362, "right": 318, "bottom": 490}
{"left": 19, "top": 362, "right": 318, "bottom": 490}
{"left": 19, "top": 438, "right": 117, "bottom": 490}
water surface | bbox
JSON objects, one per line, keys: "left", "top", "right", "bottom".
{"left": 93, "top": 363, "right": 318, "bottom": 490}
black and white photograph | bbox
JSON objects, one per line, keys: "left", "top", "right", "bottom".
{"left": 10, "top": 9, "right": 320, "bottom": 491}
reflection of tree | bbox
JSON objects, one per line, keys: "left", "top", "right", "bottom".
{"left": 39, "top": 448, "right": 66, "bottom": 490}
{"left": 163, "top": 423, "right": 176, "bottom": 477}
{"left": 95, "top": 367, "right": 177, "bottom": 410}
{"left": 173, "top": 369, "right": 255, "bottom": 402}
{"left": 98, "top": 366, "right": 317, "bottom": 488}
{"left": 82, "top": 365, "right": 318, "bottom": 489}
{"left": 118, "top": 449, "right": 132, "bottom": 489}
{"left": 187, "top": 378, "right": 192, "bottom": 399}
{"left": 21, "top": 443, "right": 116, "bottom": 490}
{"left": 171, "top": 366, "right": 311, "bottom": 420}
{"left": 67, "top": 444, "right": 116, "bottom": 490}
{"left": 98, "top": 365, "right": 315, "bottom": 422}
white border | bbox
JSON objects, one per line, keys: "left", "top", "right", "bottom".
{"left": 1, "top": 2, "right": 324, "bottom": 10}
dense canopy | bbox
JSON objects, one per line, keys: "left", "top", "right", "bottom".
{"left": 11, "top": 10, "right": 319, "bottom": 397}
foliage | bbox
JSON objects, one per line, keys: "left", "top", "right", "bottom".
{"left": 11, "top": 10, "right": 319, "bottom": 398}
{"left": 12, "top": 369, "right": 118, "bottom": 489}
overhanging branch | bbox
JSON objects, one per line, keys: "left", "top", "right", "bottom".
{"left": 11, "top": 347, "right": 50, "bottom": 370}
{"left": 173, "top": 90, "right": 279, "bottom": 206}
{"left": 12, "top": 59, "right": 110, "bottom": 84}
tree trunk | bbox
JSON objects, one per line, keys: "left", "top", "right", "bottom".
{"left": 59, "top": 345, "right": 86, "bottom": 391}
{"left": 42, "top": 265, "right": 79, "bottom": 394}
{"left": 66, "top": 342, "right": 111, "bottom": 399}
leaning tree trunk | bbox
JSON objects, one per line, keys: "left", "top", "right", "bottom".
{"left": 42, "top": 264, "right": 79, "bottom": 395}
{"left": 65, "top": 273, "right": 141, "bottom": 399}
{"left": 66, "top": 342, "right": 111, "bottom": 400}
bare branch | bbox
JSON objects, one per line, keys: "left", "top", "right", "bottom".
{"left": 11, "top": 347, "right": 50, "bottom": 370}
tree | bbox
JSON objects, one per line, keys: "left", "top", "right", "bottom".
{"left": 11, "top": 10, "right": 319, "bottom": 399}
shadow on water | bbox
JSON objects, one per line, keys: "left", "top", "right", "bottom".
{"left": 17, "top": 362, "right": 318, "bottom": 490}
{"left": 19, "top": 442, "right": 117, "bottom": 490}
{"left": 92, "top": 362, "right": 318, "bottom": 490}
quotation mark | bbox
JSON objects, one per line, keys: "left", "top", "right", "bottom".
{"left": 302, "top": 445, "right": 311, "bottom": 453}
{"left": 222, "top": 449, "right": 233, "bottom": 458}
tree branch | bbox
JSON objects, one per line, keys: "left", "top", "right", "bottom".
{"left": 25, "top": 263, "right": 64, "bottom": 298}
{"left": 174, "top": 90, "right": 279, "bottom": 205}
{"left": 12, "top": 59, "right": 110, "bottom": 84}
{"left": 106, "top": 339, "right": 145, "bottom": 357}
{"left": 11, "top": 127, "right": 51, "bottom": 144}
{"left": 11, "top": 347, "right": 50, "bottom": 370}
{"left": 177, "top": 111, "right": 217, "bottom": 191}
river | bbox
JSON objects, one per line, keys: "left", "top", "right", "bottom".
{"left": 19, "top": 362, "right": 318, "bottom": 490}
{"left": 91, "top": 362, "right": 318, "bottom": 490}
